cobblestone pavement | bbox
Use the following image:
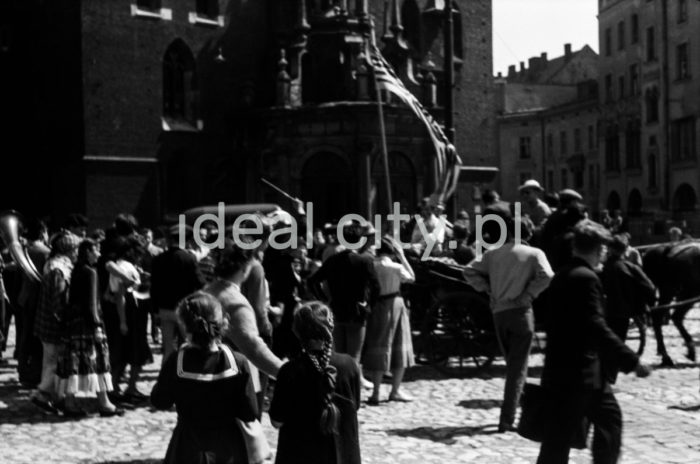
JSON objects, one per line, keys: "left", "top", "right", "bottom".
{"left": 2, "top": 313, "right": 700, "bottom": 464}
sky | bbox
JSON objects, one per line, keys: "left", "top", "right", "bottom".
{"left": 493, "top": 0, "right": 599, "bottom": 76}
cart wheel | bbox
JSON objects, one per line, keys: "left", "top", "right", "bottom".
{"left": 421, "top": 292, "right": 497, "bottom": 369}
{"left": 625, "top": 315, "right": 647, "bottom": 356}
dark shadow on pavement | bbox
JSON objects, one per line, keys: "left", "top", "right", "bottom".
{"left": 387, "top": 425, "right": 499, "bottom": 444}
{"left": 668, "top": 404, "right": 700, "bottom": 412}
{"left": 87, "top": 460, "right": 160, "bottom": 464}
{"left": 457, "top": 398, "right": 502, "bottom": 409}
{"left": 403, "top": 363, "right": 542, "bottom": 382}
{"left": 653, "top": 361, "right": 698, "bottom": 370}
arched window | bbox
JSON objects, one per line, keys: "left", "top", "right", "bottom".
{"left": 196, "top": 0, "right": 219, "bottom": 19}
{"left": 607, "top": 191, "right": 621, "bottom": 211}
{"left": 137, "top": 0, "right": 161, "bottom": 11}
{"left": 401, "top": 0, "right": 421, "bottom": 53}
{"left": 673, "top": 183, "right": 697, "bottom": 212}
{"left": 451, "top": 2, "right": 463, "bottom": 59}
{"left": 372, "top": 151, "right": 417, "bottom": 215}
{"left": 627, "top": 189, "right": 642, "bottom": 216}
{"left": 163, "top": 39, "right": 198, "bottom": 122}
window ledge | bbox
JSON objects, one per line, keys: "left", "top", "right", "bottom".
{"left": 188, "top": 12, "right": 225, "bottom": 27}
{"left": 162, "top": 117, "right": 202, "bottom": 132}
{"left": 130, "top": 5, "right": 172, "bottom": 20}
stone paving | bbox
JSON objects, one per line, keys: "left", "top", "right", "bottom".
{"left": 2, "top": 313, "right": 700, "bottom": 464}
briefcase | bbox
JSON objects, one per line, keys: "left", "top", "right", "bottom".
{"left": 517, "top": 383, "right": 546, "bottom": 442}
{"left": 517, "top": 383, "right": 590, "bottom": 449}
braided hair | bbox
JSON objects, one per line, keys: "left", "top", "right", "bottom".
{"left": 292, "top": 301, "right": 339, "bottom": 435}
{"left": 176, "top": 292, "right": 228, "bottom": 349}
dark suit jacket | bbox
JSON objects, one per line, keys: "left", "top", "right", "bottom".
{"left": 541, "top": 257, "right": 639, "bottom": 392}
{"left": 151, "top": 247, "right": 204, "bottom": 310}
{"left": 307, "top": 250, "right": 380, "bottom": 323}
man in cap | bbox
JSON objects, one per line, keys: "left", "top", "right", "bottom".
{"left": 518, "top": 180, "right": 551, "bottom": 229}
{"left": 150, "top": 224, "right": 205, "bottom": 361}
{"left": 537, "top": 220, "right": 651, "bottom": 463}
{"left": 539, "top": 189, "right": 586, "bottom": 272}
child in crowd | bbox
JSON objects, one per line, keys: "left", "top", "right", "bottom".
{"left": 270, "top": 302, "right": 361, "bottom": 464}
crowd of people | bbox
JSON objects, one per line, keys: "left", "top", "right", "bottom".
{"left": 0, "top": 177, "right": 694, "bottom": 463}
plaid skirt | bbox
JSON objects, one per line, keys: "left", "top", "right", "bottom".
{"left": 56, "top": 318, "right": 113, "bottom": 395}
{"left": 362, "top": 296, "right": 415, "bottom": 372}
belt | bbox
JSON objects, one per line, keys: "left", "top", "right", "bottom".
{"left": 377, "top": 292, "right": 400, "bottom": 301}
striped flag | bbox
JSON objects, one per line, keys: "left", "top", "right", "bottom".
{"left": 367, "top": 45, "right": 462, "bottom": 203}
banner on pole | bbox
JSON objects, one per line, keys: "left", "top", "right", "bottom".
{"left": 367, "top": 45, "right": 462, "bottom": 204}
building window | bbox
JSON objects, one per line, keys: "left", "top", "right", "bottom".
{"left": 561, "top": 169, "right": 568, "bottom": 188}
{"left": 671, "top": 117, "right": 696, "bottom": 161}
{"left": 519, "top": 136, "right": 532, "bottom": 159}
{"left": 588, "top": 165, "right": 595, "bottom": 191}
{"left": 631, "top": 14, "right": 639, "bottom": 44}
{"left": 547, "top": 170, "right": 554, "bottom": 191}
{"left": 630, "top": 64, "right": 639, "bottom": 95}
{"left": 645, "top": 87, "right": 659, "bottom": 123}
{"left": 574, "top": 128, "right": 582, "bottom": 153}
{"left": 625, "top": 122, "right": 642, "bottom": 169}
{"left": 163, "top": 39, "right": 198, "bottom": 122}
{"left": 137, "top": 0, "right": 161, "bottom": 10}
{"left": 196, "top": 0, "right": 219, "bottom": 18}
{"left": 679, "top": 0, "right": 688, "bottom": 23}
{"left": 605, "top": 126, "right": 620, "bottom": 171}
{"left": 605, "top": 28, "right": 612, "bottom": 56}
{"left": 547, "top": 133, "right": 554, "bottom": 158}
{"left": 560, "top": 131, "right": 568, "bottom": 156}
{"left": 618, "top": 75, "right": 625, "bottom": 99}
{"left": 588, "top": 125, "right": 595, "bottom": 150}
{"left": 617, "top": 21, "right": 625, "bottom": 50}
{"left": 646, "top": 27, "right": 656, "bottom": 61}
{"left": 574, "top": 169, "right": 584, "bottom": 189}
{"left": 605, "top": 74, "right": 613, "bottom": 102}
{"left": 677, "top": 43, "right": 690, "bottom": 79}
{"left": 648, "top": 154, "right": 657, "bottom": 188}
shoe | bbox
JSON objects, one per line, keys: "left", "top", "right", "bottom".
{"left": 107, "top": 391, "right": 123, "bottom": 404}
{"left": 31, "top": 395, "right": 58, "bottom": 414}
{"left": 124, "top": 389, "right": 148, "bottom": 402}
{"left": 361, "top": 378, "right": 374, "bottom": 390}
{"left": 388, "top": 392, "right": 414, "bottom": 403}
{"left": 366, "top": 397, "right": 381, "bottom": 406}
{"left": 497, "top": 423, "right": 517, "bottom": 433}
{"left": 62, "top": 408, "right": 88, "bottom": 418}
{"left": 98, "top": 407, "right": 125, "bottom": 417}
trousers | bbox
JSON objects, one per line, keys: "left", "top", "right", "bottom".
{"left": 493, "top": 306, "right": 534, "bottom": 427}
{"left": 537, "top": 386, "right": 622, "bottom": 464}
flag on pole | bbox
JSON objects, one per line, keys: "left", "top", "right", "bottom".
{"left": 367, "top": 45, "right": 462, "bottom": 203}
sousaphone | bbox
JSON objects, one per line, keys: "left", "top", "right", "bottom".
{"left": 0, "top": 211, "right": 42, "bottom": 283}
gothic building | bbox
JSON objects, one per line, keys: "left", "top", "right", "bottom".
{"left": 1, "top": 1, "right": 495, "bottom": 227}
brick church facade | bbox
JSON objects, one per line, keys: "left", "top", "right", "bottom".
{"left": 1, "top": 0, "right": 495, "bottom": 228}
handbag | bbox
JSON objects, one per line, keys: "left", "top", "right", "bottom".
{"left": 517, "top": 383, "right": 546, "bottom": 443}
{"left": 517, "top": 383, "right": 590, "bottom": 449}
{"left": 235, "top": 418, "right": 272, "bottom": 464}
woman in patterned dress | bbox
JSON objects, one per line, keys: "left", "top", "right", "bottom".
{"left": 56, "top": 239, "right": 124, "bottom": 417}
{"left": 31, "top": 231, "right": 81, "bottom": 413}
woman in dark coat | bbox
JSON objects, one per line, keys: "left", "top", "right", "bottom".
{"left": 270, "top": 301, "right": 361, "bottom": 464}
{"left": 151, "top": 291, "right": 260, "bottom": 464}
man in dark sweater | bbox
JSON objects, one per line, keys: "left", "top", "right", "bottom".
{"left": 307, "top": 222, "right": 380, "bottom": 364}
{"left": 151, "top": 226, "right": 205, "bottom": 361}
{"left": 537, "top": 220, "right": 651, "bottom": 464}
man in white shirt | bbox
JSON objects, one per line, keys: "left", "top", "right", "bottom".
{"left": 464, "top": 214, "right": 554, "bottom": 432}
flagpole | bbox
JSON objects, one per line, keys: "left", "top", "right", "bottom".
{"left": 369, "top": 22, "right": 393, "bottom": 216}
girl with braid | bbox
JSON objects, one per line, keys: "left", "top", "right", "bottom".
{"left": 270, "top": 302, "right": 362, "bottom": 464}
{"left": 151, "top": 291, "right": 262, "bottom": 464}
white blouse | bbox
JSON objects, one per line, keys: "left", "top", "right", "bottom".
{"left": 374, "top": 255, "right": 414, "bottom": 295}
